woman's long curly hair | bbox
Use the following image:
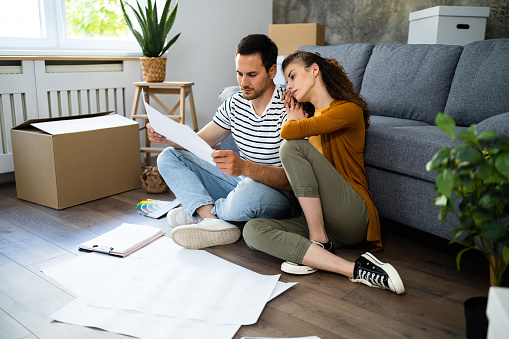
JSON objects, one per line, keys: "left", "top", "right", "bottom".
{"left": 282, "top": 50, "right": 370, "bottom": 130}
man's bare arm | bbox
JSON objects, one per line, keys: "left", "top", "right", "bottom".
{"left": 148, "top": 121, "right": 291, "bottom": 191}
{"left": 146, "top": 121, "right": 230, "bottom": 148}
{"left": 213, "top": 150, "right": 292, "bottom": 192}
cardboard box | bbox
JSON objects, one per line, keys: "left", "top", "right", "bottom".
{"left": 11, "top": 112, "right": 141, "bottom": 209}
{"left": 269, "top": 23, "right": 325, "bottom": 55}
{"left": 408, "top": 6, "right": 490, "bottom": 45}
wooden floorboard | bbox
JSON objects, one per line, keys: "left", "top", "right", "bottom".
{"left": 0, "top": 181, "right": 506, "bottom": 338}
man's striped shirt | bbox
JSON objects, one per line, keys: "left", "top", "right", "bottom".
{"left": 213, "top": 86, "right": 287, "bottom": 167}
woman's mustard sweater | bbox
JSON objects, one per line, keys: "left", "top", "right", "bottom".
{"left": 281, "top": 100, "right": 382, "bottom": 250}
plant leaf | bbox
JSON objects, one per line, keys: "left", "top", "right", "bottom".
{"left": 456, "top": 247, "right": 472, "bottom": 271}
{"left": 455, "top": 144, "right": 483, "bottom": 165}
{"left": 457, "top": 130, "right": 477, "bottom": 143}
{"left": 436, "top": 170, "right": 455, "bottom": 197}
{"left": 478, "top": 221, "right": 507, "bottom": 239}
{"left": 434, "top": 195, "right": 448, "bottom": 206}
{"left": 436, "top": 113, "right": 456, "bottom": 137}
{"left": 495, "top": 152, "right": 509, "bottom": 178}
{"left": 427, "top": 147, "right": 451, "bottom": 171}
{"left": 503, "top": 247, "right": 509, "bottom": 265}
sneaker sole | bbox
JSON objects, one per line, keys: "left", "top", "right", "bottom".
{"left": 281, "top": 261, "right": 318, "bottom": 275}
{"left": 171, "top": 226, "right": 241, "bottom": 249}
{"left": 363, "top": 252, "right": 405, "bottom": 294}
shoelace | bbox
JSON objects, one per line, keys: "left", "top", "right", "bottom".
{"left": 358, "top": 269, "right": 389, "bottom": 290}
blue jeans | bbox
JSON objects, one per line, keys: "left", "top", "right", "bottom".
{"left": 157, "top": 147, "right": 300, "bottom": 221}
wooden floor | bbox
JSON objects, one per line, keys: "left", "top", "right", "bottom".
{"left": 0, "top": 181, "right": 506, "bottom": 339}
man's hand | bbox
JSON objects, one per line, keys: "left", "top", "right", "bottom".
{"left": 212, "top": 150, "right": 246, "bottom": 177}
{"left": 212, "top": 149, "right": 292, "bottom": 191}
{"left": 146, "top": 123, "right": 168, "bottom": 145}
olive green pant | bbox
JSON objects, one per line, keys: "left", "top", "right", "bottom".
{"left": 243, "top": 139, "right": 369, "bottom": 264}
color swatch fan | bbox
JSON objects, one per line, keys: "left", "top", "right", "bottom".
{"left": 136, "top": 199, "right": 180, "bottom": 219}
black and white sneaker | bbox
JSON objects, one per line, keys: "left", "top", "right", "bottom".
{"left": 281, "top": 240, "right": 334, "bottom": 275}
{"left": 350, "top": 252, "right": 405, "bottom": 294}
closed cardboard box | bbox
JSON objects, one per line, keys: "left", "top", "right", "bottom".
{"left": 11, "top": 112, "right": 141, "bottom": 209}
{"left": 269, "top": 23, "right": 325, "bottom": 55}
{"left": 408, "top": 6, "right": 490, "bottom": 45}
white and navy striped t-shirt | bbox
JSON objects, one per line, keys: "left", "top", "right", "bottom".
{"left": 213, "top": 86, "right": 286, "bottom": 167}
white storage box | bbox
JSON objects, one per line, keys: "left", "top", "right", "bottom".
{"left": 487, "top": 286, "right": 509, "bottom": 339}
{"left": 408, "top": 6, "right": 490, "bottom": 45}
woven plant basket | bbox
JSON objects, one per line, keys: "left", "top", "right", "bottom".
{"left": 141, "top": 57, "right": 167, "bottom": 82}
{"left": 140, "top": 166, "right": 169, "bottom": 193}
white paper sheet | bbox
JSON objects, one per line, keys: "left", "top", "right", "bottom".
{"left": 143, "top": 99, "right": 214, "bottom": 165}
{"left": 32, "top": 114, "right": 135, "bottom": 135}
{"left": 52, "top": 297, "right": 240, "bottom": 339}
{"left": 88, "top": 259, "right": 280, "bottom": 325}
{"left": 43, "top": 237, "right": 297, "bottom": 339}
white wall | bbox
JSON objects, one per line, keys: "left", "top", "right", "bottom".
{"left": 163, "top": 0, "right": 273, "bottom": 129}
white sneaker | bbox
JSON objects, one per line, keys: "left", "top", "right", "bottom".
{"left": 281, "top": 261, "right": 319, "bottom": 275}
{"left": 170, "top": 218, "right": 241, "bottom": 249}
{"left": 167, "top": 207, "right": 201, "bottom": 228}
{"left": 281, "top": 240, "right": 333, "bottom": 275}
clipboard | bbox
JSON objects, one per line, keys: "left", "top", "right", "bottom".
{"left": 79, "top": 223, "right": 165, "bottom": 257}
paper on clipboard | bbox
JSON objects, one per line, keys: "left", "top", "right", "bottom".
{"left": 143, "top": 99, "right": 214, "bottom": 165}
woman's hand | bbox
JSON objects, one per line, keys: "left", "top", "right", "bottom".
{"left": 283, "top": 90, "right": 308, "bottom": 121}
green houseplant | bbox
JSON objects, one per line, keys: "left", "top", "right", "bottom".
{"left": 120, "top": 0, "right": 180, "bottom": 82}
{"left": 427, "top": 113, "right": 509, "bottom": 286}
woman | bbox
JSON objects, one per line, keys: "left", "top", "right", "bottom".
{"left": 243, "top": 51, "right": 405, "bottom": 294}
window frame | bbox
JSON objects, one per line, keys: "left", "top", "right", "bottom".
{"left": 0, "top": 0, "right": 141, "bottom": 56}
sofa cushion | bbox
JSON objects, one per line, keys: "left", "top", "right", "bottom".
{"left": 299, "top": 44, "right": 374, "bottom": 93}
{"left": 369, "top": 115, "right": 431, "bottom": 128}
{"left": 477, "top": 112, "right": 509, "bottom": 137}
{"left": 360, "top": 43, "right": 463, "bottom": 125}
{"left": 444, "top": 39, "right": 509, "bottom": 127}
{"left": 365, "top": 125, "right": 467, "bottom": 182}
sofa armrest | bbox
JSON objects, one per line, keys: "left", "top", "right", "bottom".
{"left": 219, "top": 86, "right": 240, "bottom": 103}
{"left": 477, "top": 112, "right": 509, "bottom": 137}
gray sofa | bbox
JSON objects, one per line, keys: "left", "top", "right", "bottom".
{"left": 220, "top": 38, "right": 509, "bottom": 242}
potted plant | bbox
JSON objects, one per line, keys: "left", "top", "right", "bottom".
{"left": 120, "top": 0, "right": 180, "bottom": 82}
{"left": 427, "top": 112, "right": 509, "bottom": 338}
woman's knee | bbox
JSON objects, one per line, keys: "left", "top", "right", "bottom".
{"left": 279, "top": 139, "right": 309, "bottom": 164}
{"left": 243, "top": 219, "right": 268, "bottom": 250}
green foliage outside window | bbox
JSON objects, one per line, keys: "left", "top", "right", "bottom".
{"left": 66, "top": 0, "right": 128, "bottom": 38}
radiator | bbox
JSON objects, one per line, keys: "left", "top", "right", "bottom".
{"left": 0, "top": 59, "right": 141, "bottom": 173}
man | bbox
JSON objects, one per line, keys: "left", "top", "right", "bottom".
{"left": 147, "top": 34, "right": 299, "bottom": 250}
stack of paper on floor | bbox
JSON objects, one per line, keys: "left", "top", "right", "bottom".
{"left": 42, "top": 234, "right": 296, "bottom": 339}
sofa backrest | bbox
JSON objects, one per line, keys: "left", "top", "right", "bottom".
{"left": 359, "top": 43, "right": 463, "bottom": 125}
{"left": 299, "top": 44, "right": 374, "bottom": 93}
{"left": 444, "top": 39, "right": 509, "bottom": 127}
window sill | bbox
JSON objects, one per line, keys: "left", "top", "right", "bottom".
{"left": 0, "top": 49, "right": 143, "bottom": 60}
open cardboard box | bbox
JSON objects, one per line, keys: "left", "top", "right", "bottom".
{"left": 11, "top": 112, "right": 141, "bottom": 209}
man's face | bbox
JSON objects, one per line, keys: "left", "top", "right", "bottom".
{"left": 235, "top": 53, "right": 275, "bottom": 100}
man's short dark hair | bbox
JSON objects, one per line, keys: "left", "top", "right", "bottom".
{"left": 235, "top": 34, "right": 278, "bottom": 73}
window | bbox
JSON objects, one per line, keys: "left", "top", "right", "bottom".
{"left": 0, "top": 0, "right": 45, "bottom": 38}
{"left": 0, "top": 0, "right": 140, "bottom": 54}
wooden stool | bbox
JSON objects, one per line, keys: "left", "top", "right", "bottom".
{"left": 130, "top": 81, "right": 198, "bottom": 166}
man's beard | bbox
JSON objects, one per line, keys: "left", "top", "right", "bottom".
{"left": 241, "top": 81, "right": 271, "bottom": 100}
{"left": 241, "top": 87, "right": 261, "bottom": 100}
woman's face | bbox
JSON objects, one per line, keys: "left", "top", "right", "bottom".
{"left": 284, "top": 60, "right": 317, "bottom": 103}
